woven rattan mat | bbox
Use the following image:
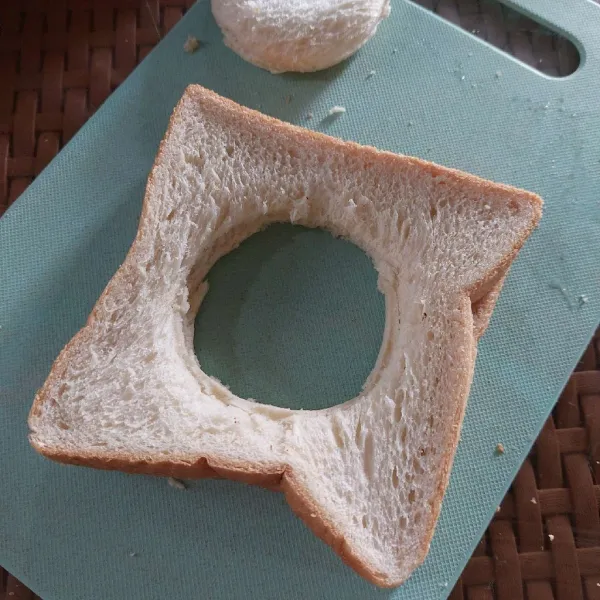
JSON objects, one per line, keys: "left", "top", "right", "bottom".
{"left": 1, "top": 2, "right": 599, "bottom": 599}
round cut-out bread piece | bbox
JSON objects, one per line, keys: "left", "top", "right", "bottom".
{"left": 211, "top": 0, "right": 390, "bottom": 73}
{"left": 28, "top": 85, "right": 542, "bottom": 587}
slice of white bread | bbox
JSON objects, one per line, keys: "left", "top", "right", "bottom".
{"left": 28, "top": 85, "right": 542, "bottom": 587}
{"left": 211, "top": 0, "right": 390, "bottom": 73}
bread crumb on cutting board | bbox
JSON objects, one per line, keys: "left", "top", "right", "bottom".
{"left": 328, "top": 105, "right": 346, "bottom": 116}
{"left": 184, "top": 35, "right": 200, "bottom": 53}
{"left": 168, "top": 477, "right": 187, "bottom": 490}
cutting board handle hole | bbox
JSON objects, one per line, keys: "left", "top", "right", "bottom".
{"left": 410, "top": 0, "right": 580, "bottom": 77}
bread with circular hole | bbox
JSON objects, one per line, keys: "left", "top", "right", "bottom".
{"left": 28, "top": 85, "right": 542, "bottom": 587}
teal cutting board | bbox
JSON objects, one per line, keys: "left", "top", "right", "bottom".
{"left": 1, "top": 1, "right": 599, "bottom": 599}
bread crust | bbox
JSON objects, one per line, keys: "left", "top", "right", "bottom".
{"left": 28, "top": 85, "right": 542, "bottom": 588}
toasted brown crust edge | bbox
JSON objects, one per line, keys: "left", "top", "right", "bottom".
{"left": 28, "top": 85, "right": 543, "bottom": 589}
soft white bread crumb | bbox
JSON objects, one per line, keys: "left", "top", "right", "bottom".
{"left": 328, "top": 105, "right": 346, "bottom": 116}
{"left": 211, "top": 0, "right": 390, "bottom": 73}
{"left": 168, "top": 477, "right": 187, "bottom": 490}
{"left": 183, "top": 35, "right": 200, "bottom": 54}
{"left": 28, "top": 85, "right": 541, "bottom": 587}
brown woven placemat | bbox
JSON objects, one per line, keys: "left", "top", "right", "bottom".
{"left": 1, "top": 2, "right": 599, "bottom": 599}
